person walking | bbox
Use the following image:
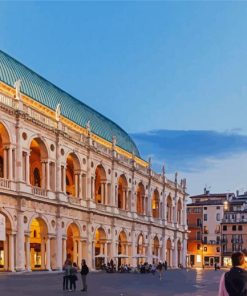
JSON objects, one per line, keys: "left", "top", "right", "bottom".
{"left": 157, "top": 262, "right": 163, "bottom": 280}
{"left": 218, "top": 251, "right": 247, "bottom": 296}
{"left": 164, "top": 260, "right": 168, "bottom": 271}
{"left": 80, "top": 259, "right": 89, "bottom": 292}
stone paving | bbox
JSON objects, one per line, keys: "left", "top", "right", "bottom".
{"left": 0, "top": 268, "right": 225, "bottom": 296}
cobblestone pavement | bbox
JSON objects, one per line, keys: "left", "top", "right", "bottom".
{"left": 0, "top": 268, "right": 225, "bottom": 296}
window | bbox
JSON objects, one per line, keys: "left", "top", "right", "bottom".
{"left": 216, "top": 247, "right": 220, "bottom": 252}
{"left": 204, "top": 226, "right": 208, "bottom": 234}
{"left": 232, "top": 225, "right": 236, "bottom": 231}
{"left": 204, "top": 214, "right": 207, "bottom": 221}
{"left": 197, "top": 218, "right": 202, "bottom": 227}
{"left": 196, "top": 231, "right": 201, "bottom": 240}
{"left": 217, "top": 236, "right": 220, "bottom": 244}
{"left": 216, "top": 206, "right": 220, "bottom": 210}
{"left": 197, "top": 244, "right": 201, "bottom": 250}
{"left": 204, "top": 207, "right": 207, "bottom": 210}
{"left": 204, "top": 247, "right": 207, "bottom": 252}
{"left": 223, "top": 225, "right": 227, "bottom": 231}
{"left": 216, "top": 213, "right": 220, "bottom": 221}
{"left": 204, "top": 236, "right": 207, "bottom": 244}
{"left": 238, "top": 225, "right": 243, "bottom": 231}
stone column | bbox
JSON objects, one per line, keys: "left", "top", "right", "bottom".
{"left": 16, "top": 211, "right": 25, "bottom": 271}
{"left": 8, "top": 233, "right": 15, "bottom": 271}
{"left": 100, "top": 183, "right": 104, "bottom": 203}
{"left": 63, "top": 166, "right": 67, "bottom": 194}
{"left": 75, "top": 174, "right": 79, "bottom": 198}
{"left": 3, "top": 148, "right": 8, "bottom": 179}
{"left": 8, "top": 147, "right": 13, "bottom": 180}
{"left": 4, "top": 239, "right": 8, "bottom": 270}
{"left": 46, "top": 161, "right": 50, "bottom": 190}
{"left": 147, "top": 234, "right": 152, "bottom": 264}
{"left": 92, "top": 241, "right": 95, "bottom": 269}
{"left": 41, "top": 239, "right": 45, "bottom": 269}
{"left": 161, "top": 236, "right": 167, "bottom": 263}
{"left": 78, "top": 173, "right": 82, "bottom": 199}
{"left": 56, "top": 219, "right": 63, "bottom": 270}
{"left": 173, "top": 238, "right": 178, "bottom": 268}
{"left": 73, "top": 239, "right": 77, "bottom": 265}
{"left": 91, "top": 176, "right": 95, "bottom": 200}
{"left": 182, "top": 238, "right": 187, "bottom": 267}
{"left": 78, "top": 240, "right": 82, "bottom": 266}
{"left": 16, "top": 120, "right": 23, "bottom": 183}
{"left": 163, "top": 195, "right": 167, "bottom": 223}
{"left": 25, "top": 234, "right": 31, "bottom": 271}
{"left": 183, "top": 201, "right": 187, "bottom": 226}
{"left": 26, "top": 152, "right": 30, "bottom": 185}
{"left": 62, "top": 237, "right": 67, "bottom": 264}
{"left": 46, "top": 237, "right": 51, "bottom": 270}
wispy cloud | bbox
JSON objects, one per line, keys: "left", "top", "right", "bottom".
{"left": 131, "top": 129, "right": 247, "bottom": 173}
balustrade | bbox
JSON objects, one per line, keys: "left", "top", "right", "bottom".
{"left": 32, "top": 186, "right": 47, "bottom": 197}
{"left": 0, "top": 177, "right": 10, "bottom": 189}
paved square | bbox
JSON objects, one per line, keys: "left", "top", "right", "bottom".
{"left": 0, "top": 269, "right": 224, "bottom": 296}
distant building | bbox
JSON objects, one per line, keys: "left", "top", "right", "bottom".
{"left": 187, "top": 189, "right": 233, "bottom": 268}
{"left": 221, "top": 192, "right": 247, "bottom": 267}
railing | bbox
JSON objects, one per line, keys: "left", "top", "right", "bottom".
{"left": 68, "top": 196, "right": 81, "bottom": 205}
{"left": 96, "top": 203, "right": 107, "bottom": 212}
{"left": 32, "top": 186, "right": 47, "bottom": 197}
{"left": 25, "top": 107, "right": 56, "bottom": 128}
{"left": 96, "top": 142, "right": 112, "bottom": 157}
{"left": 0, "top": 93, "right": 18, "bottom": 109}
{"left": 0, "top": 177, "right": 10, "bottom": 189}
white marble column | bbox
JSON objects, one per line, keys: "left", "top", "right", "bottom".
{"left": 75, "top": 174, "right": 79, "bottom": 198}
{"left": 8, "top": 233, "right": 15, "bottom": 271}
{"left": 25, "top": 234, "right": 31, "bottom": 271}
{"left": 16, "top": 212, "right": 25, "bottom": 271}
{"left": 63, "top": 166, "right": 67, "bottom": 194}
{"left": 46, "top": 237, "right": 51, "bottom": 270}
{"left": 26, "top": 152, "right": 30, "bottom": 185}
{"left": 8, "top": 147, "right": 13, "bottom": 180}
{"left": 182, "top": 238, "right": 187, "bottom": 267}
{"left": 91, "top": 176, "right": 95, "bottom": 200}
{"left": 62, "top": 238, "right": 67, "bottom": 264}
{"left": 147, "top": 235, "right": 152, "bottom": 264}
{"left": 173, "top": 238, "right": 178, "bottom": 268}
{"left": 46, "top": 161, "right": 50, "bottom": 190}
{"left": 41, "top": 239, "right": 45, "bottom": 269}
{"left": 56, "top": 219, "right": 63, "bottom": 270}
{"left": 3, "top": 148, "right": 8, "bottom": 179}
{"left": 73, "top": 239, "right": 77, "bottom": 264}
{"left": 78, "top": 240, "right": 82, "bottom": 266}
{"left": 4, "top": 239, "right": 8, "bottom": 270}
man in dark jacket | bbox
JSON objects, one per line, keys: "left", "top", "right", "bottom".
{"left": 224, "top": 251, "right": 247, "bottom": 296}
{"left": 80, "top": 259, "right": 89, "bottom": 292}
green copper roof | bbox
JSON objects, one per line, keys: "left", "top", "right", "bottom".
{"left": 0, "top": 50, "right": 140, "bottom": 157}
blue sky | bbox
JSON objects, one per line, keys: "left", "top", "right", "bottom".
{"left": 1, "top": 1, "right": 247, "bottom": 195}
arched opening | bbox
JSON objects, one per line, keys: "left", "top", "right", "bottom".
{"left": 30, "top": 138, "right": 48, "bottom": 188}
{"left": 137, "top": 234, "right": 145, "bottom": 264}
{"left": 152, "top": 190, "right": 160, "bottom": 218}
{"left": 0, "top": 212, "right": 12, "bottom": 271}
{"left": 136, "top": 183, "right": 145, "bottom": 215}
{"left": 118, "top": 175, "right": 128, "bottom": 210}
{"left": 0, "top": 122, "right": 11, "bottom": 180}
{"left": 177, "top": 240, "right": 182, "bottom": 266}
{"left": 118, "top": 231, "right": 128, "bottom": 267}
{"left": 95, "top": 165, "right": 107, "bottom": 204}
{"left": 177, "top": 199, "right": 182, "bottom": 225}
{"left": 94, "top": 227, "right": 107, "bottom": 269}
{"left": 166, "top": 238, "right": 172, "bottom": 267}
{"left": 66, "top": 153, "right": 80, "bottom": 197}
{"left": 167, "top": 195, "right": 173, "bottom": 223}
{"left": 29, "top": 218, "right": 48, "bottom": 270}
{"left": 66, "top": 223, "right": 80, "bottom": 265}
{"left": 152, "top": 236, "right": 159, "bottom": 264}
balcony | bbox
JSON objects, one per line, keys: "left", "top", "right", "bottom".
{"left": 0, "top": 177, "right": 10, "bottom": 189}
{"left": 31, "top": 186, "right": 47, "bottom": 197}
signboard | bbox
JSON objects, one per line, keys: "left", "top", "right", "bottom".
{"left": 0, "top": 214, "right": 6, "bottom": 241}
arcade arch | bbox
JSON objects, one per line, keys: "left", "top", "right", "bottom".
{"left": 152, "top": 189, "right": 160, "bottom": 218}
{"left": 29, "top": 217, "right": 49, "bottom": 270}
{"left": 95, "top": 165, "right": 107, "bottom": 204}
{"left": 0, "top": 122, "right": 11, "bottom": 179}
{"left": 167, "top": 195, "right": 173, "bottom": 223}
{"left": 66, "top": 223, "right": 80, "bottom": 265}
{"left": 177, "top": 199, "right": 182, "bottom": 224}
{"left": 94, "top": 227, "right": 107, "bottom": 269}
{"left": 29, "top": 138, "right": 48, "bottom": 188}
{"left": 152, "top": 236, "right": 160, "bottom": 263}
{"left": 136, "top": 183, "right": 145, "bottom": 215}
{"left": 166, "top": 238, "right": 172, "bottom": 267}
{"left": 66, "top": 153, "right": 81, "bottom": 197}
{"left": 0, "top": 211, "right": 13, "bottom": 271}
{"left": 117, "top": 231, "right": 128, "bottom": 266}
{"left": 118, "top": 175, "right": 128, "bottom": 210}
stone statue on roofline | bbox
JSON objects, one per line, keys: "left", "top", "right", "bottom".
{"left": 14, "top": 79, "right": 21, "bottom": 100}
{"left": 86, "top": 120, "right": 91, "bottom": 133}
{"left": 112, "top": 135, "right": 117, "bottom": 147}
{"left": 55, "top": 103, "right": 61, "bottom": 122}
{"left": 175, "top": 172, "right": 178, "bottom": 183}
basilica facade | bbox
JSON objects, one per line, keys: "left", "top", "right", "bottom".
{"left": 0, "top": 50, "right": 188, "bottom": 271}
